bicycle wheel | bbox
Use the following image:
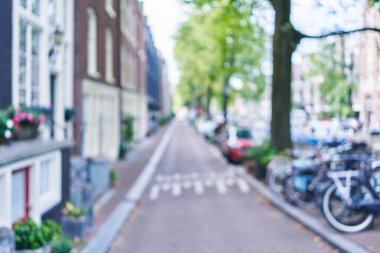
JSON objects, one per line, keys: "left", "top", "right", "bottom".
{"left": 322, "top": 181, "right": 375, "bottom": 233}
{"left": 285, "top": 173, "right": 316, "bottom": 209}
{"left": 268, "top": 169, "right": 286, "bottom": 194}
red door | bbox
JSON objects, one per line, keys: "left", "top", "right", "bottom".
{"left": 11, "top": 168, "right": 30, "bottom": 224}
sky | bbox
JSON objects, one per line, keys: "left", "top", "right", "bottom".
{"left": 141, "top": 0, "right": 186, "bottom": 86}
{"left": 141, "top": 0, "right": 366, "bottom": 86}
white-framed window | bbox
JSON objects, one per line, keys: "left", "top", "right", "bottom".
{"left": 40, "top": 159, "right": 51, "bottom": 194}
{"left": 20, "top": 0, "right": 41, "bottom": 16}
{"left": 121, "top": 46, "right": 127, "bottom": 86}
{"left": 105, "top": 28, "right": 115, "bottom": 83}
{"left": 87, "top": 7, "right": 99, "bottom": 77}
{"left": 11, "top": 170, "right": 27, "bottom": 223}
{"left": 105, "top": 0, "right": 116, "bottom": 18}
{"left": 18, "top": 18, "right": 41, "bottom": 106}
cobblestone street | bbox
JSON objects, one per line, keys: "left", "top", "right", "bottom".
{"left": 108, "top": 121, "right": 337, "bottom": 253}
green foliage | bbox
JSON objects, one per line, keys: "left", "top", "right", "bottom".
{"left": 0, "top": 108, "right": 15, "bottom": 144}
{"left": 52, "top": 237, "right": 73, "bottom": 253}
{"left": 63, "top": 202, "right": 87, "bottom": 219}
{"left": 64, "top": 108, "right": 77, "bottom": 122}
{"left": 307, "top": 41, "right": 355, "bottom": 118}
{"left": 14, "top": 219, "right": 62, "bottom": 250}
{"left": 122, "top": 115, "right": 134, "bottom": 142}
{"left": 118, "top": 144, "right": 127, "bottom": 160}
{"left": 176, "top": 0, "right": 268, "bottom": 111}
{"left": 110, "top": 169, "right": 118, "bottom": 184}
{"left": 245, "top": 140, "right": 276, "bottom": 165}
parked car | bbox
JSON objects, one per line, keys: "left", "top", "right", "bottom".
{"left": 197, "top": 119, "right": 219, "bottom": 139}
{"left": 218, "top": 126, "right": 255, "bottom": 163}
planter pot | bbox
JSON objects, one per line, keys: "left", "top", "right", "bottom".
{"left": 15, "top": 125, "right": 39, "bottom": 140}
{"left": 0, "top": 137, "right": 10, "bottom": 146}
{"left": 245, "top": 160, "right": 255, "bottom": 174}
{"left": 16, "top": 245, "right": 52, "bottom": 253}
{"left": 61, "top": 216, "right": 87, "bottom": 239}
{"left": 254, "top": 163, "right": 267, "bottom": 180}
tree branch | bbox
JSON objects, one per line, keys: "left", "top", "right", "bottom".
{"left": 299, "top": 27, "right": 380, "bottom": 40}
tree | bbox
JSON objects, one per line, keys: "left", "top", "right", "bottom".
{"left": 184, "top": 0, "right": 380, "bottom": 150}
{"left": 307, "top": 40, "right": 355, "bottom": 118}
{"left": 176, "top": 0, "right": 267, "bottom": 121}
{"left": 268, "top": 0, "right": 380, "bottom": 150}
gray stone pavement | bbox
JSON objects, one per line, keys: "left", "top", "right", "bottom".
{"left": 109, "top": 121, "right": 338, "bottom": 253}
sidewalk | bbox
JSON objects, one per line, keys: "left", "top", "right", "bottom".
{"left": 236, "top": 167, "right": 380, "bottom": 253}
{"left": 84, "top": 125, "right": 169, "bottom": 241}
{"left": 204, "top": 140, "right": 379, "bottom": 253}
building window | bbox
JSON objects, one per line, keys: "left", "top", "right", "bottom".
{"left": 105, "top": 0, "right": 116, "bottom": 18}
{"left": 121, "top": 46, "right": 127, "bottom": 86}
{"left": 40, "top": 160, "right": 51, "bottom": 194}
{"left": 105, "top": 28, "right": 115, "bottom": 83}
{"left": 87, "top": 7, "right": 99, "bottom": 77}
{"left": 12, "top": 169, "right": 28, "bottom": 223}
{"left": 31, "top": 0, "right": 40, "bottom": 15}
{"left": 18, "top": 19, "right": 41, "bottom": 106}
{"left": 20, "top": 0, "right": 40, "bottom": 16}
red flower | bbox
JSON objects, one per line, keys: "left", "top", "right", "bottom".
{"left": 27, "top": 113, "right": 34, "bottom": 123}
{"left": 13, "top": 117, "right": 20, "bottom": 125}
{"left": 20, "top": 112, "right": 27, "bottom": 120}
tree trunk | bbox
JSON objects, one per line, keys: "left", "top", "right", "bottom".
{"left": 271, "top": 0, "right": 296, "bottom": 150}
{"left": 222, "top": 80, "right": 229, "bottom": 122}
{"left": 206, "top": 85, "right": 213, "bottom": 119}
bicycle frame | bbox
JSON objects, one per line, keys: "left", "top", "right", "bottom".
{"left": 327, "top": 170, "right": 380, "bottom": 214}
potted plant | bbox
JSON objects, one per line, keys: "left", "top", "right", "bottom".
{"left": 0, "top": 109, "right": 15, "bottom": 146}
{"left": 120, "top": 115, "right": 134, "bottom": 159}
{"left": 245, "top": 140, "right": 276, "bottom": 179}
{"left": 14, "top": 219, "right": 61, "bottom": 253}
{"left": 51, "top": 237, "right": 73, "bottom": 253}
{"left": 61, "top": 202, "right": 87, "bottom": 239}
{"left": 64, "top": 108, "right": 77, "bottom": 123}
{"left": 10, "top": 106, "right": 46, "bottom": 140}
{"left": 110, "top": 169, "right": 118, "bottom": 188}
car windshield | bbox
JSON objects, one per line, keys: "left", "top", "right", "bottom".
{"left": 236, "top": 129, "right": 252, "bottom": 139}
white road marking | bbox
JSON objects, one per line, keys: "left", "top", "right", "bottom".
{"left": 172, "top": 182, "right": 182, "bottom": 197}
{"left": 149, "top": 184, "right": 160, "bottom": 200}
{"left": 216, "top": 180, "right": 227, "bottom": 194}
{"left": 194, "top": 180, "right": 204, "bottom": 195}
{"left": 237, "top": 178, "right": 250, "bottom": 193}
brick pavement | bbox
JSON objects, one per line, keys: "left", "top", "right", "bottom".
{"left": 108, "top": 121, "right": 337, "bottom": 253}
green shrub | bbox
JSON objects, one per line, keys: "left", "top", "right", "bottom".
{"left": 14, "top": 219, "right": 62, "bottom": 250}
{"left": 245, "top": 140, "right": 277, "bottom": 165}
{"left": 62, "top": 202, "right": 87, "bottom": 219}
{"left": 52, "top": 237, "right": 73, "bottom": 253}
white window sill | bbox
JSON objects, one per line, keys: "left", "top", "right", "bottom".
{"left": 88, "top": 71, "right": 101, "bottom": 79}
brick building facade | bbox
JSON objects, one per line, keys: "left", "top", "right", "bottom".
{"left": 358, "top": 3, "right": 380, "bottom": 129}
{"left": 119, "top": 0, "right": 148, "bottom": 141}
{"left": 74, "top": 0, "right": 121, "bottom": 159}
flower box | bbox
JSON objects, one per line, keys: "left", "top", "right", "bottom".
{"left": 61, "top": 216, "right": 87, "bottom": 239}
{"left": 14, "top": 125, "right": 39, "bottom": 140}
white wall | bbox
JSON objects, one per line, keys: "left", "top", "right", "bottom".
{"left": 0, "top": 151, "right": 62, "bottom": 228}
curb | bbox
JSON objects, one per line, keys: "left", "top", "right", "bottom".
{"left": 235, "top": 167, "right": 372, "bottom": 253}
{"left": 81, "top": 122, "right": 177, "bottom": 253}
